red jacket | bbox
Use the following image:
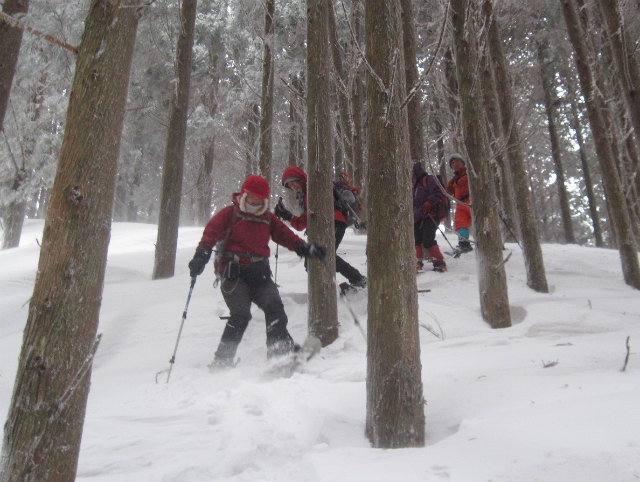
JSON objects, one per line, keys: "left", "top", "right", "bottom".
{"left": 446, "top": 165, "right": 470, "bottom": 203}
{"left": 198, "top": 193, "right": 305, "bottom": 272}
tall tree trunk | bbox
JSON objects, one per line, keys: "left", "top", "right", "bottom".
{"left": 451, "top": 0, "right": 512, "bottom": 326}
{"left": 537, "top": 41, "right": 575, "bottom": 244}
{"left": 195, "top": 38, "right": 221, "bottom": 225}
{"left": 365, "top": 0, "right": 424, "bottom": 448}
{"left": 400, "top": 0, "right": 424, "bottom": 160}
{"left": 561, "top": 0, "right": 640, "bottom": 289}
{"left": 246, "top": 103, "right": 259, "bottom": 177}
{"left": 0, "top": 0, "right": 29, "bottom": 132}
{"left": 479, "top": 49, "right": 519, "bottom": 244}
{"left": 328, "top": 3, "right": 354, "bottom": 168}
{"left": 288, "top": 72, "right": 305, "bottom": 167}
{"left": 258, "top": 0, "right": 275, "bottom": 185}
{"left": 0, "top": 2, "right": 140, "bottom": 480}
{"left": 351, "top": 0, "right": 367, "bottom": 226}
{"left": 596, "top": 0, "right": 640, "bottom": 147}
{"left": 1, "top": 169, "right": 27, "bottom": 249}
{"left": 152, "top": 0, "right": 197, "bottom": 280}
{"left": 307, "top": 0, "right": 338, "bottom": 346}
{"left": 485, "top": 0, "right": 549, "bottom": 293}
{"left": 563, "top": 70, "right": 604, "bottom": 247}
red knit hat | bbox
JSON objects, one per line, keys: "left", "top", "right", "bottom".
{"left": 281, "top": 165, "right": 307, "bottom": 187}
{"left": 241, "top": 175, "right": 270, "bottom": 199}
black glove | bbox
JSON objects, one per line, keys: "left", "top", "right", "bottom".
{"left": 274, "top": 198, "right": 293, "bottom": 221}
{"left": 188, "top": 246, "right": 211, "bottom": 277}
{"left": 295, "top": 242, "right": 327, "bottom": 260}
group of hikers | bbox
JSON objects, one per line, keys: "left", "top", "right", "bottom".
{"left": 188, "top": 155, "right": 473, "bottom": 367}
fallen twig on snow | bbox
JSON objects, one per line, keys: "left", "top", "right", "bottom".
{"left": 621, "top": 336, "right": 631, "bottom": 372}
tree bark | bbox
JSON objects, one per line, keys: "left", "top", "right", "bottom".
{"left": 596, "top": 0, "right": 640, "bottom": 148}
{"left": 400, "top": 0, "right": 424, "bottom": 161}
{"left": 365, "top": 0, "right": 425, "bottom": 448}
{"left": 350, "top": 0, "right": 367, "bottom": 226}
{"left": 561, "top": 0, "right": 640, "bottom": 289}
{"left": 451, "top": 0, "right": 512, "bottom": 325}
{"left": 537, "top": 41, "right": 575, "bottom": 244}
{"left": 0, "top": 0, "right": 29, "bottom": 132}
{"left": 328, "top": 3, "right": 354, "bottom": 169}
{"left": 484, "top": 0, "right": 549, "bottom": 293}
{"left": 258, "top": 0, "right": 275, "bottom": 185}
{"left": 1, "top": 169, "right": 27, "bottom": 249}
{"left": 562, "top": 69, "right": 604, "bottom": 247}
{"left": 307, "top": 0, "right": 338, "bottom": 346}
{"left": 152, "top": 0, "right": 197, "bottom": 280}
{"left": 0, "top": 2, "right": 140, "bottom": 480}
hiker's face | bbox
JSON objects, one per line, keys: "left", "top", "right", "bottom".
{"left": 451, "top": 159, "right": 464, "bottom": 171}
{"left": 245, "top": 194, "right": 264, "bottom": 207}
{"left": 286, "top": 180, "right": 303, "bottom": 193}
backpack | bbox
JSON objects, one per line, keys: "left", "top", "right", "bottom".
{"left": 424, "top": 175, "right": 450, "bottom": 222}
{"left": 333, "top": 182, "right": 361, "bottom": 227}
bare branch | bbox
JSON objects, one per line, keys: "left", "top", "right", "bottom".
{"left": 0, "top": 11, "right": 78, "bottom": 54}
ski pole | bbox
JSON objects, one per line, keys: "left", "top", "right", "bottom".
{"left": 274, "top": 243, "right": 279, "bottom": 285}
{"left": 162, "top": 276, "right": 197, "bottom": 383}
{"left": 429, "top": 214, "right": 456, "bottom": 251}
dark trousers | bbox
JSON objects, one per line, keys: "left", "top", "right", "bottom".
{"left": 215, "top": 274, "right": 294, "bottom": 360}
{"left": 414, "top": 217, "right": 438, "bottom": 249}
{"left": 334, "top": 221, "right": 365, "bottom": 284}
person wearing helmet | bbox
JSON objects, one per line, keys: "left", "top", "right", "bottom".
{"left": 446, "top": 153, "right": 473, "bottom": 254}
{"left": 188, "top": 175, "right": 326, "bottom": 367}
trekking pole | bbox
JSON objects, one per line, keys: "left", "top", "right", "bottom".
{"left": 274, "top": 244, "right": 280, "bottom": 285}
{"left": 159, "top": 276, "right": 197, "bottom": 383}
{"left": 429, "top": 214, "right": 456, "bottom": 252}
{"left": 498, "top": 210, "right": 522, "bottom": 249}
{"left": 318, "top": 254, "right": 367, "bottom": 341}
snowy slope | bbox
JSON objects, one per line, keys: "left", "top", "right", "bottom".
{"left": 1, "top": 219, "right": 639, "bottom": 482}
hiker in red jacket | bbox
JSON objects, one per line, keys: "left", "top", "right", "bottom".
{"left": 274, "top": 165, "right": 367, "bottom": 290}
{"left": 188, "top": 175, "right": 326, "bottom": 367}
{"left": 446, "top": 153, "right": 473, "bottom": 254}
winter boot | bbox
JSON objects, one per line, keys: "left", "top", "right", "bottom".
{"left": 416, "top": 259, "right": 424, "bottom": 273}
{"left": 458, "top": 239, "right": 473, "bottom": 253}
{"left": 427, "top": 245, "right": 446, "bottom": 272}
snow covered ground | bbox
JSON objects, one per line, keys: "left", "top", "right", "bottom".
{"left": 1, "top": 219, "right": 639, "bottom": 482}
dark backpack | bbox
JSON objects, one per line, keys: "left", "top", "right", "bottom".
{"left": 424, "top": 175, "right": 450, "bottom": 221}
{"left": 334, "top": 182, "right": 361, "bottom": 227}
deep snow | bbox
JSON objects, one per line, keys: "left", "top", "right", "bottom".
{"left": 1, "top": 219, "right": 639, "bottom": 482}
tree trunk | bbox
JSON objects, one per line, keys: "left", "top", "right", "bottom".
{"left": 307, "top": 0, "right": 338, "bottom": 346}
{"left": 152, "top": 0, "right": 197, "bottom": 280}
{"left": 451, "top": 0, "right": 512, "bottom": 325}
{"left": 258, "top": 0, "right": 275, "bottom": 185}
{"left": 288, "top": 72, "right": 305, "bottom": 167}
{"left": 561, "top": 0, "right": 640, "bottom": 289}
{"left": 400, "top": 0, "right": 424, "bottom": 161}
{"left": 1, "top": 169, "right": 27, "bottom": 249}
{"left": 0, "top": 0, "right": 29, "bottom": 132}
{"left": 479, "top": 48, "right": 519, "bottom": 244}
{"left": 0, "top": 2, "right": 140, "bottom": 480}
{"left": 596, "top": 0, "right": 640, "bottom": 147}
{"left": 196, "top": 141, "right": 214, "bottom": 225}
{"left": 350, "top": 0, "right": 367, "bottom": 227}
{"left": 485, "top": 0, "right": 549, "bottom": 293}
{"left": 537, "top": 41, "right": 575, "bottom": 244}
{"left": 328, "top": 3, "right": 354, "bottom": 168}
{"left": 246, "top": 103, "right": 259, "bottom": 177}
{"left": 563, "top": 70, "right": 604, "bottom": 247}
{"left": 365, "top": 0, "right": 425, "bottom": 448}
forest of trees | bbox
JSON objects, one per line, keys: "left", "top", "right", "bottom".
{"left": 1, "top": 0, "right": 640, "bottom": 478}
